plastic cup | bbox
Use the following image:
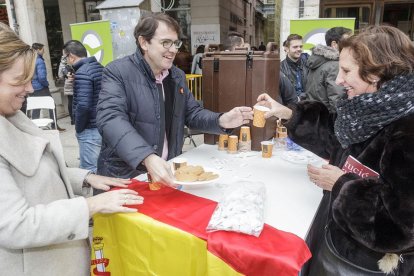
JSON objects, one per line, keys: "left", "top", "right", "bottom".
{"left": 172, "top": 157, "right": 187, "bottom": 171}
{"left": 147, "top": 173, "right": 162, "bottom": 190}
{"left": 261, "top": 141, "right": 274, "bottom": 158}
{"left": 218, "top": 134, "right": 229, "bottom": 151}
{"left": 239, "top": 126, "right": 251, "bottom": 142}
{"left": 253, "top": 105, "right": 270, "bottom": 128}
{"left": 227, "top": 135, "right": 238, "bottom": 153}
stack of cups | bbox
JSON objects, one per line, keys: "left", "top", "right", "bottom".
{"left": 227, "top": 135, "right": 238, "bottom": 154}
{"left": 275, "top": 126, "right": 288, "bottom": 149}
{"left": 218, "top": 134, "right": 229, "bottom": 151}
{"left": 238, "top": 126, "right": 251, "bottom": 152}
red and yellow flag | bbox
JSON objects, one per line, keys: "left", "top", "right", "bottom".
{"left": 91, "top": 180, "right": 311, "bottom": 275}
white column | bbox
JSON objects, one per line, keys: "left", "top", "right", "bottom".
{"left": 11, "top": 0, "right": 71, "bottom": 117}
{"left": 14, "top": 0, "right": 57, "bottom": 91}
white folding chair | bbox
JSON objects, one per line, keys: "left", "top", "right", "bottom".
{"left": 26, "top": 96, "right": 57, "bottom": 130}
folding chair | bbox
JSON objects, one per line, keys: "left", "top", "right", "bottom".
{"left": 26, "top": 96, "right": 57, "bottom": 130}
{"left": 184, "top": 100, "right": 204, "bottom": 147}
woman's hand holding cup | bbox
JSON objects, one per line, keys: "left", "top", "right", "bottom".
{"left": 256, "top": 93, "right": 293, "bottom": 120}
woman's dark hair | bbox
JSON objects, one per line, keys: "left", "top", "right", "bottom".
{"left": 339, "top": 25, "right": 414, "bottom": 87}
{"left": 134, "top": 13, "right": 181, "bottom": 51}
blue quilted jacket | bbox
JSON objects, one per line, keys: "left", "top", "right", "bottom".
{"left": 31, "top": 54, "right": 49, "bottom": 91}
{"left": 72, "top": 56, "right": 103, "bottom": 133}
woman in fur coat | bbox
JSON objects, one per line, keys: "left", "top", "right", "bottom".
{"left": 0, "top": 23, "right": 144, "bottom": 275}
{"left": 257, "top": 25, "right": 414, "bottom": 275}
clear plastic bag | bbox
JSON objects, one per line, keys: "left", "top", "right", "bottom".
{"left": 286, "top": 137, "right": 303, "bottom": 151}
{"left": 206, "top": 181, "right": 266, "bottom": 237}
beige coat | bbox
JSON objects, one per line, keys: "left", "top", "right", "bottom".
{"left": 0, "top": 112, "right": 91, "bottom": 275}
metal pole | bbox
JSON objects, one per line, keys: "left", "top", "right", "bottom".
{"left": 7, "top": 0, "right": 19, "bottom": 34}
{"left": 299, "top": 0, "right": 304, "bottom": 18}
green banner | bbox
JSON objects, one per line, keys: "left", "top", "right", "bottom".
{"left": 70, "top": 20, "right": 113, "bottom": 66}
{"left": 290, "top": 18, "right": 355, "bottom": 51}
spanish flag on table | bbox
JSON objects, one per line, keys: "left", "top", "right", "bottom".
{"left": 91, "top": 180, "right": 311, "bottom": 276}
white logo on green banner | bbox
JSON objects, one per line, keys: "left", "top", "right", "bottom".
{"left": 290, "top": 18, "right": 355, "bottom": 51}
{"left": 70, "top": 20, "right": 113, "bottom": 66}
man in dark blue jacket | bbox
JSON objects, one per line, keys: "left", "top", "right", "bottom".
{"left": 96, "top": 13, "right": 253, "bottom": 187}
{"left": 63, "top": 40, "right": 103, "bottom": 172}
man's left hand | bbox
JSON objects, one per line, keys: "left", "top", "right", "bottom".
{"left": 219, "top": 106, "right": 253, "bottom": 129}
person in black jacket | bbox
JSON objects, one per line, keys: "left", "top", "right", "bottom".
{"left": 257, "top": 25, "right": 414, "bottom": 275}
{"left": 280, "top": 34, "right": 308, "bottom": 97}
{"left": 96, "top": 13, "right": 253, "bottom": 187}
{"left": 63, "top": 40, "right": 103, "bottom": 173}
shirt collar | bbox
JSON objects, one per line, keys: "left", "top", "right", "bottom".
{"left": 155, "top": 69, "right": 170, "bottom": 84}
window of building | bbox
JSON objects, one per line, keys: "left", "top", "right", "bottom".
{"left": 165, "top": 0, "right": 191, "bottom": 51}
{"left": 323, "top": 6, "right": 371, "bottom": 32}
{"left": 85, "top": 1, "right": 104, "bottom": 21}
{"left": 383, "top": 3, "right": 414, "bottom": 39}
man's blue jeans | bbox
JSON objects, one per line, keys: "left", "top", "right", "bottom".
{"left": 76, "top": 128, "right": 102, "bottom": 173}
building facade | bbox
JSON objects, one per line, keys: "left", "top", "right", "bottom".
{"left": 320, "top": 0, "right": 414, "bottom": 39}
{"left": 3, "top": 0, "right": 414, "bottom": 115}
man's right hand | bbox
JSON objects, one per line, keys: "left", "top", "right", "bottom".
{"left": 143, "top": 154, "right": 175, "bottom": 187}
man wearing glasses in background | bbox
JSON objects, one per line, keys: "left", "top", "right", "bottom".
{"left": 96, "top": 13, "right": 253, "bottom": 190}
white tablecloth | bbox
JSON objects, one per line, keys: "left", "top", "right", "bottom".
{"left": 170, "top": 144, "right": 324, "bottom": 239}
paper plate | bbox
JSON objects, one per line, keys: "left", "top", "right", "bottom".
{"left": 174, "top": 167, "right": 221, "bottom": 186}
{"left": 281, "top": 150, "right": 322, "bottom": 165}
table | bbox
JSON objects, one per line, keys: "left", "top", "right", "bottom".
{"left": 91, "top": 145, "right": 324, "bottom": 276}
{"left": 177, "top": 144, "right": 324, "bottom": 239}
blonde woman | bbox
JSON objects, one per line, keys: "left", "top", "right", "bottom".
{"left": 0, "top": 23, "right": 143, "bottom": 275}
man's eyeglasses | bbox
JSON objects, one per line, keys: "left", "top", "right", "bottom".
{"left": 159, "top": 39, "right": 183, "bottom": 49}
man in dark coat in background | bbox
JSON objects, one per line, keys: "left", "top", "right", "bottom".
{"left": 64, "top": 40, "right": 103, "bottom": 173}
{"left": 304, "top": 27, "right": 352, "bottom": 112}
{"left": 280, "top": 34, "right": 308, "bottom": 98}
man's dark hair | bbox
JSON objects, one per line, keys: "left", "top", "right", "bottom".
{"left": 134, "top": 13, "right": 181, "bottom": 51}
{"left": 285, "top": 34, "right": 302, "bottom": 47}
{"left": 195, "top": 44, "right": 205, "bottom": 54}
{"left": 63, "top": 40, "right": 87, "bottom": 58}
{"left": 31, "top": 43, "right": 44, "bottom": 50}
{"left": 325, "top": 27, "right": 352, "bottom": 47}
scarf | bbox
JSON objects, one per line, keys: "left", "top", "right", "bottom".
{"left": 334, "top": 74, "right": 414, "bottom": 148}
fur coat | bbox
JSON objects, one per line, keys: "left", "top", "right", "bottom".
{"left": 0, "top": 112, "right": 91, "bottom": 275}
{"left": 286, "top": 101, "right": 414, "bottom": 275}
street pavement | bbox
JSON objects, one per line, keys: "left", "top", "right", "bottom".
{"left": 58, "top": 115, "right": 203, "bottom": 169}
